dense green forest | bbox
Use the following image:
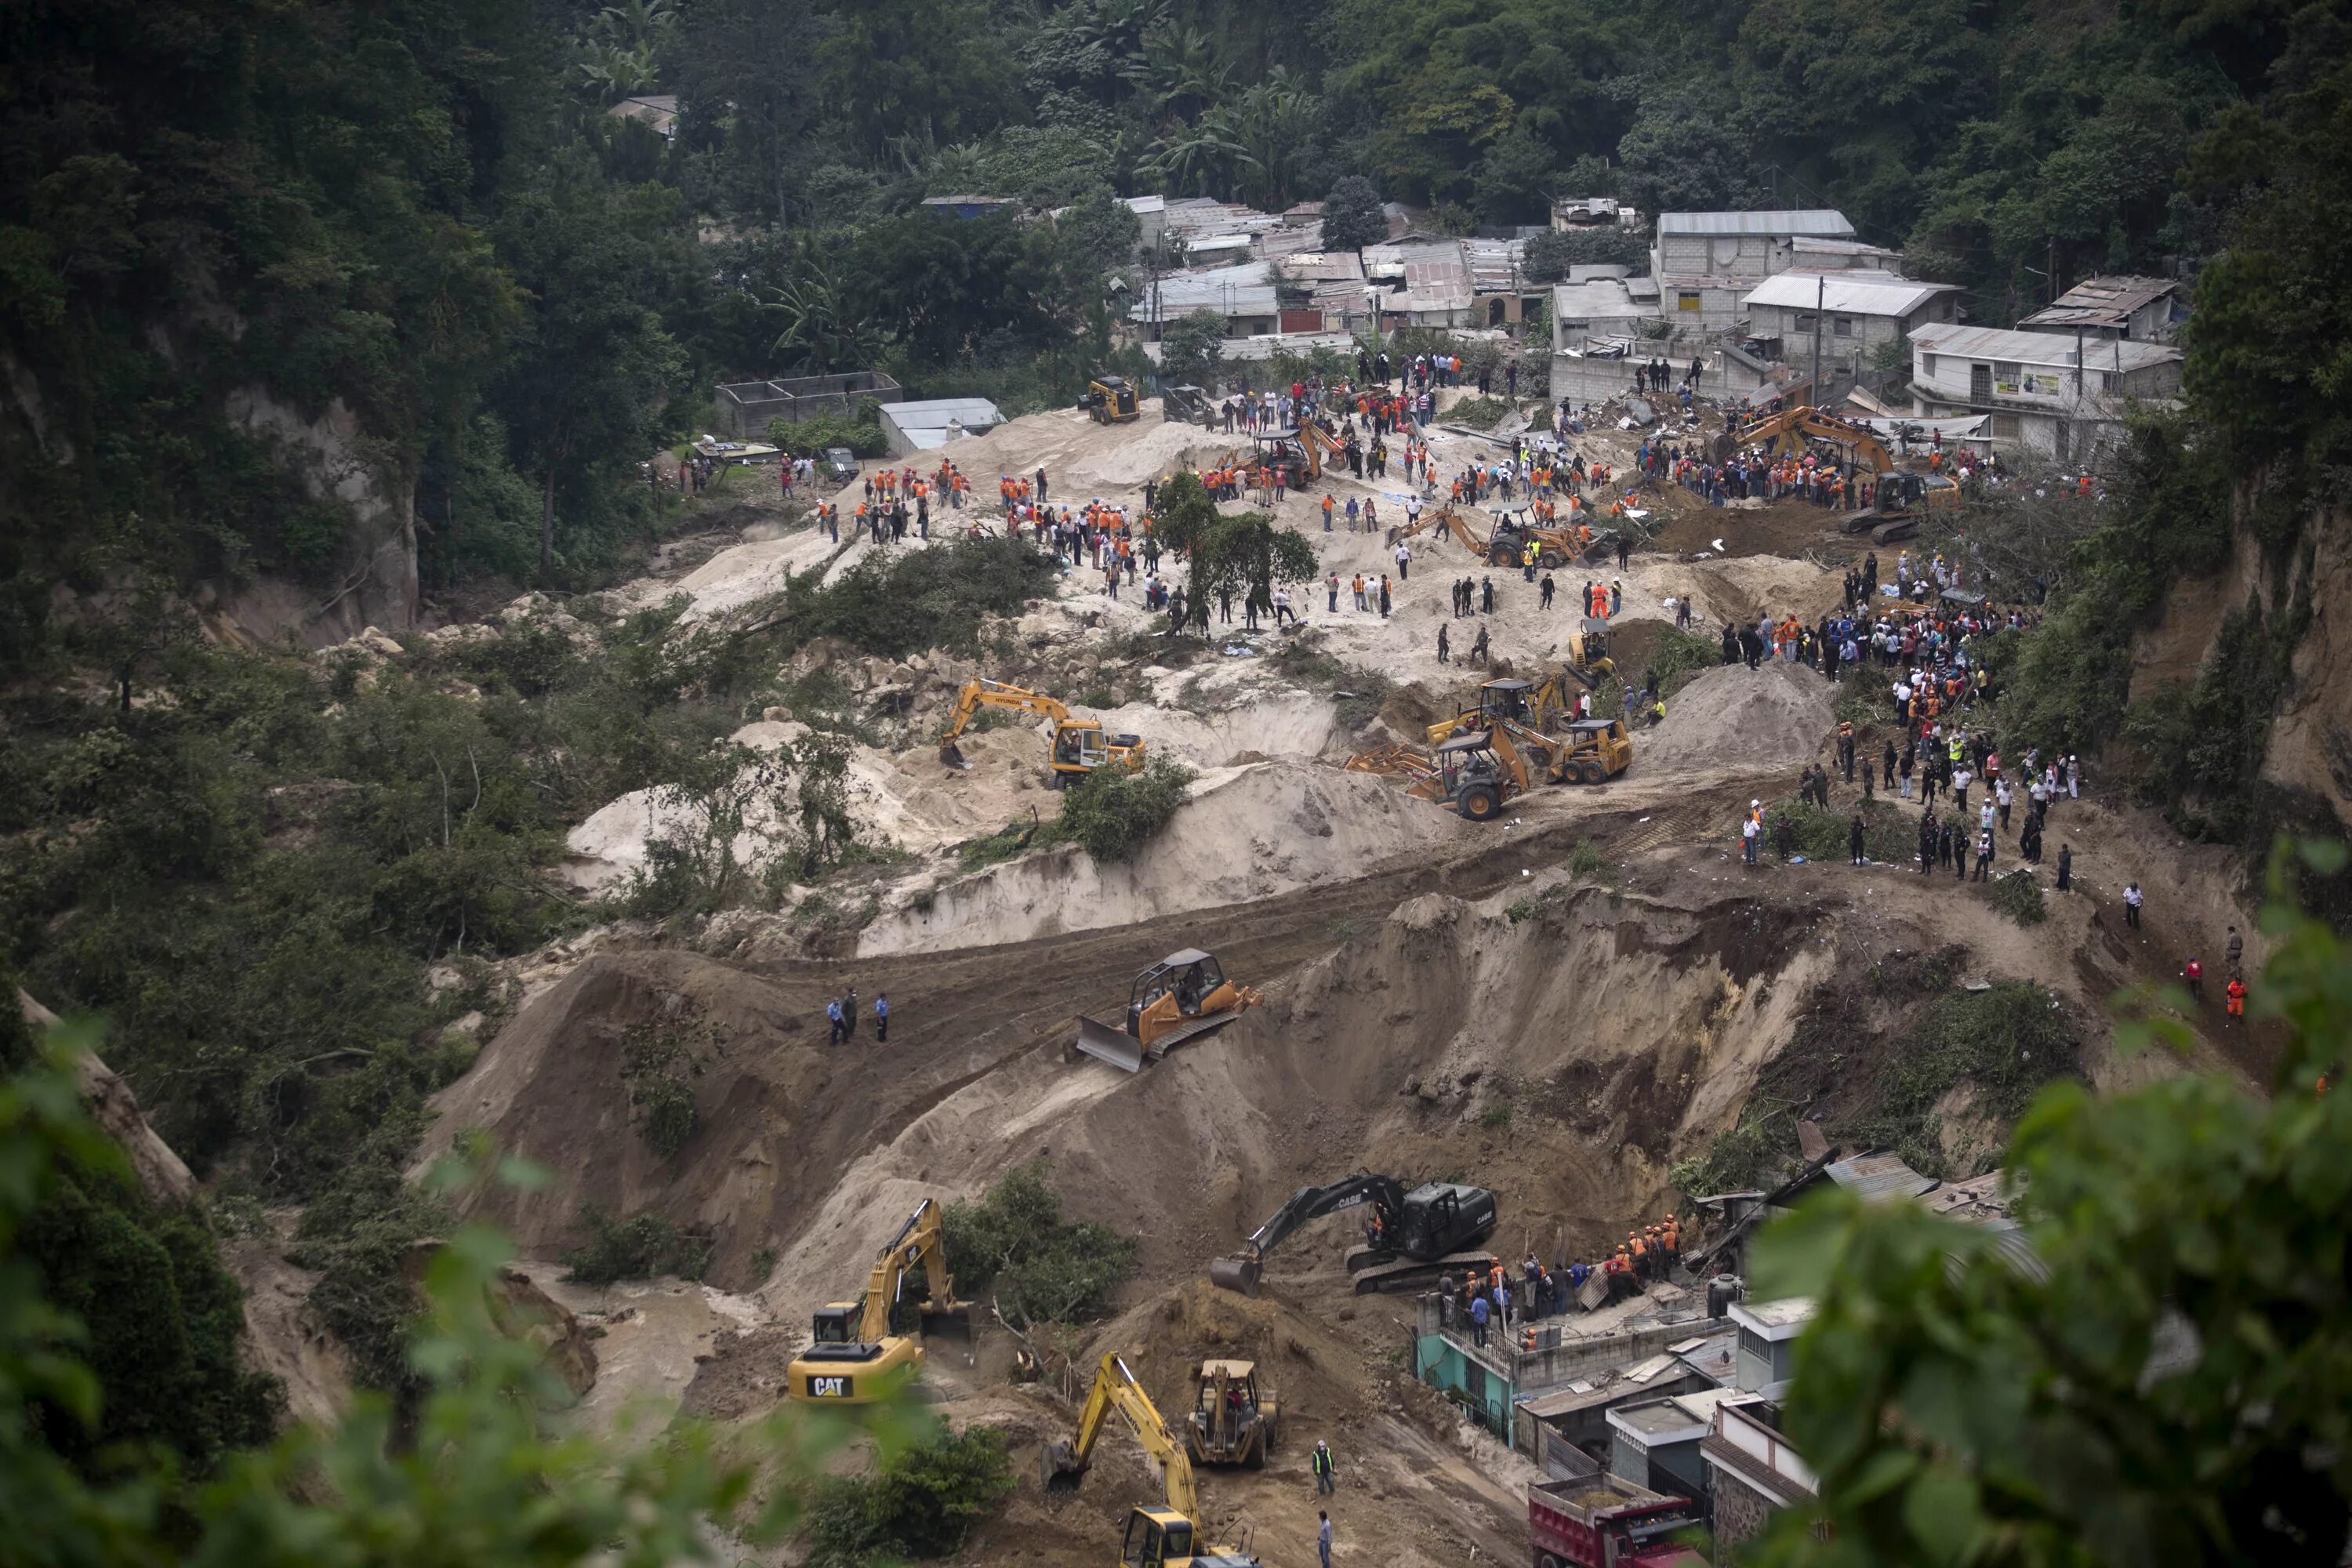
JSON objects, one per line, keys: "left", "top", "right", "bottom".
{"left": 2, "top": 0, "right": 2337, "bottom": 639}
{"left": 1, "top": 0, "right": 2350, "bottom": 1479}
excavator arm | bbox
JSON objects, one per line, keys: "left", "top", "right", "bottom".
{"left": 1044, "top": 1352, "right": 1202, "bottom": 1524}
{"left": 940, "top": 679, "right": 1077, "bottom": 768}
{"left": 1734, "top": 405, "right": 1895, "bottom": 474}
{"left": 1298, "top": 420, "right": 1345, "bottom": 482}
{"left": 1208, "top": 1174, "right": 1405, "bottom": 1294}
{"left": 853, "top": 1199, "right": 965, "bottom": 1344}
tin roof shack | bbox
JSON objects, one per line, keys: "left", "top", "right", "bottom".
{"left": 1548, "top": 277, "right": 1664, "bottom": 403}
{"left": 1130, "top": 263, "right": 1280, "bottom": 339}
{"left": 606, "top": 94, "right": 678, "bottom": 140}
{"left": 1702, "top": 1397, "right": 1817, "bottom": 1555}
{"left": 1908, "top": 322, "right": 2183, "bottom": 466}
{"left": 1608, "top": 1387, "right": 1751, "bottom": 1506}
{"left": 879, "top": 397, "right": 1003, "bottom": 457}
{"left": 2019, "top": 274, "right": 2183, "bottom": 343}
{"left": 1517, "top": 1329, "right": 1737, "bottom": 1478}
{"left": 1552, "top": 196, "right": 1635, "bottom": 232}
{"left": 1410, "top": 1288, "right": 1715, "bottom": 1453}
{"left": 713, "top": 371, "right": 904, "bottom": 441}
{"left": 1653, "top": 211, "right": 1857, "bottom": 333}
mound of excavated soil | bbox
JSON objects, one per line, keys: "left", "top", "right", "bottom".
{"left": 856, "top": 759, "right": 1467, "bottom": 956}
{"left": 1636, "top": 661, "right": 1835, "bottom": 778}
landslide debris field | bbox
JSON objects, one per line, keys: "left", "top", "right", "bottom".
{"left": 350, "top": 396, "right": 2263, "bottom": 1568}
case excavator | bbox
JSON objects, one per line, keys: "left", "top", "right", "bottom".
{"left": 1210, "top": 1173, "right": 1500, "bottom": 1296}
{"left": 938, "top": 677, "right": 1146, "bottom": 783}
{"left": 785, "top": 1198, "right": 971, "bottom": 1404}
{"left": 1042, "top": 1352, "right": 1261, "bottom": 1568}
{"left": 1076, "top": 950, "right": 1262, "bottom": 1071}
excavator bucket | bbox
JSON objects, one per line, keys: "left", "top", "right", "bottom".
{"left": 1074, "top": 1014, "right": 1145, "bottom": 1072}
{"left": 1040, "top": 1437, "right": 1090, "bottom": 1495}
{"left": 938, "top": 740, "right": 973, "bottom": 771}
{"left": 1208, "top": 1253, "right": 1263, "bottom": 1297}
{"left": 920, "top": 1301, "right": 975, "bottom": 1362}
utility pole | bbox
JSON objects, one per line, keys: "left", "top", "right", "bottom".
{"left": 1811, "top": 273, "right": 1824, "bottom": 403}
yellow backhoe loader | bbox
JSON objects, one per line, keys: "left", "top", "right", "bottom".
{"left": 1187, "top": 1359, "right": 1278, "bottom": 1468}
{"left": 938, "top": 677, "right": 1146, "bottom": 785}
{"left": 1042, "top": 1352, "right": 1261, "bottom": 1568}
{"left": 1075, "top": 949, "right": 1261, "bottom": 1072}
{"left": 1423, "top": 676, "right": 1573, "bottom": 747}
{"left": 786, "top": 1198, "right": 971, "bottom": 1404}
{"left": 1351, "top": 711, "right": 1632, "bottom": 820}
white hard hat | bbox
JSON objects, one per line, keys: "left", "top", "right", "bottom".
{"left": 1751, "top": 799, "right": 1761, "bottom": 808}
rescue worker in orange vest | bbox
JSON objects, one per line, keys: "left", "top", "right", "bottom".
{"left": 2226, "top": 975, "right": 2248, "bottom": 1018}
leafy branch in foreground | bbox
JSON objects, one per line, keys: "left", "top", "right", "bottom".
{"left": 1744, "top": 839, "right": 2352, "bottom": 1567}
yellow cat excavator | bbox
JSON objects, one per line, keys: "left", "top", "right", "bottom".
{"left": 785, "top": 1198, "right": 971, "bottom": 1405}
{"left": 938, "top": 677, "right": 1146, "bottom": 784}
{"left": 1042, "top": 1352, "right": 1262, "bottom": 1568}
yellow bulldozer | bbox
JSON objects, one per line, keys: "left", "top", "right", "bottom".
{"left": 785, "top": 1198, "right": 971, "bottom": 1405}
{"left": 938, "top": 677, "right": 1146, "bottom": 786}
{"left": 1075, "top": 949, "right": 1261, "bottom": 1072}
{"left": 1042, "top": 1352, "right": 1262, "bottom": 1568}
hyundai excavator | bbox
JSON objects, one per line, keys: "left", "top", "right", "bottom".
{"left": 1043, "top": 1353, "right": 1261, "bottom": 1568}
{"left": 1210, "top": 1173, "right": 1500, "bottom": 1296}
{"left": 938, "top": 677, "right": 1147, "bottom": 784}
{"left": 786, "top": 1198, "right": 971, "bottom": 1404}
{"left": 1075, "top": 949, "right": 1262, "bottom": 1072}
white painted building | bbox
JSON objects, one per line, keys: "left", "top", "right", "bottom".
{"left": 1742, "top": 272, "right": 1962, "bottom": 357}
{"left": 1908, "top": 323, "right": 2183, "bottom": 466}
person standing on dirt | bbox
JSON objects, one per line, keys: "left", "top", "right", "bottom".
{"left": 1319, "top": 1513, "right": 1334, "bottom": 1568}
{"left": 2227, "top": 924, "right": 2244, "bottom": 976}
{"left": 842, "top": 987, "right": 859, "bottom": 1039}
{"left": 1312, "top": 1440, "right": 1337, "bottom": 1497}
{"left": 1973, "top": 828, "right": 1995, "bottom": 881}
{"left": 1918, "top": 808, "right": 1937, "bottom": 873}
{"left": 1480, "top": 576, "right": 1495, "bottom": 613}
{"left": 1470, "top": 625, "right": 1490, "bottom": 669}
{"left": 874, "top": 993, "right": 889, "bottom": 1044}
{"left": 1394, "top": 539, "right": 1413, "bottom": 581}
{"left": 1218, "top": 584, "right": 1233, "bottom": 624}
{"left": 1437, "top": 623, "right": 1450, "bottom": 664}
{"left": 1742, "top": 811, "right": 1760, "bottom": 866}
{"left": 826, "top": 996, "right": 846, "bottom": 1046}
{"left": 2123, "top": 880, "right": 2144, "bottom": 929}
{"left": 1379, "top": 575, "right": 1392, "bottom": 619}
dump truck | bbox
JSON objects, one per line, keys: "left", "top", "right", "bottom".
{"left": 1527, "top": 1475, "right": 1706, "bottom": 1568}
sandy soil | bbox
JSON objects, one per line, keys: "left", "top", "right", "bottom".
{"left": 322, "top": 391, "right": 2288, "bottom": 1568}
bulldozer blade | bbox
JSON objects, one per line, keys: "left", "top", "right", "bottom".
{"left": 1208, "top": 1254, "right": 1263, "bottom": 1297}
{"left": 1074, "top": 1015, "right": 1145, "bottom": 1072}
{"left": 938, "top": 741, "right": 973, "bottom": 771}
{"left": 1040, "top": 1438, "right": 1089, "bottom": 1496}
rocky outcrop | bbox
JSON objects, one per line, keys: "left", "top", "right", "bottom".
{"left": 16, "top": 990, "right": 195, "bottom": 1204}
{"left": 212, "top": 387, "right": 417, "bottom": 648}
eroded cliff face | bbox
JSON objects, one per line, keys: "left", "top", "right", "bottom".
{"left": 2257, "top": 506, "right": 2352, "bottom": 826}
{"left": 211, "top": 387, "right": 417, "bottom": 648}
{"left": 2130, "top": 498, "right": 2352, "bottom": 834}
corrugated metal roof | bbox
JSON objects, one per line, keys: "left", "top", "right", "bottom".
{"left": 2019, "top": 274, "right": 2178, "bottom": 331}
{"left": 1131, "top": 263, "right": 1278, "bottom": 322}
{"left": 1271, "top": 248, "right": 1364, "bottom": 283}
{"left": 1824, "top": 1153, "right": 1940, "bottom": 1203}
{"left": 882, "top": 397, "right": 1002, "bottom": 428}
{"left": 1658, "top": 210, "right": 1855, "bottom": 238}
{"left": 1745, "top": 271, "right": 1955, "bottom": 317}
{"left": 1552, "top": 278, "right": 1649, "bottom": 318}
{"left": 1910, "top": 323, "right": 2181, "bottom": 372}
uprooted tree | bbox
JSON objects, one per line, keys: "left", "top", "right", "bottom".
{"left": 1150, "top": 473, "right": 1319, "bottom": 636}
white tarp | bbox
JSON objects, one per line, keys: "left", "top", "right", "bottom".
{"left": 1865, "top": 415, "right": 1991, "bottom": 445}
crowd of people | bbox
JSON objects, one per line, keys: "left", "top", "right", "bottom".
{"left": 1436, "top": 1215, "right": 1686, "bottom": 1348}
